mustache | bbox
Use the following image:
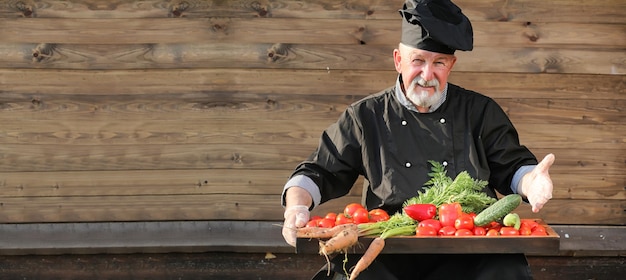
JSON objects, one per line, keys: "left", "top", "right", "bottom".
{"left": 415, "top": 77, "right": 439, "bottom": 88}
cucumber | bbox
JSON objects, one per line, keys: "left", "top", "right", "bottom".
{"left": 473, "top": 194, "right": 522, "bottom": 227}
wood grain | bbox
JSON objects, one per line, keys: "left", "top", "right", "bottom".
{"left": 0, "top": 69, "right": 623, "bottom": 99}
{"left": 1, "top": 0, "right": 624, "bottom": 24}
{"left": 0, "top": 42, "right": 623, "bottom": 74}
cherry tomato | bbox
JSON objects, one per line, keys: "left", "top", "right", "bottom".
{"left": 418, "top": 219, "right": 442, "bottom": 232}
{"left": 438, "top": 225, "right": 457, "bottom": 236}
{"left": 454, "top": 214, "right": 475, "bottom": 230}
{"left": 306, "top": 219, "right": 319, "bottom": 228}
{"left": 485, "top": 221, "right": 502, "bottom": 232}
{"left": 368, "top": 209, "right": 390, "bottom": 222}
{"left": 415, "top": 225, "right": 438, "bottom": 236}
{"left": 531, "top": 225, "right": 547, "bottom": 236}
{"left": 317, "top": 218, "right": 335, "bottom": 228}
{"left": 352, "top": 208, "right": 370, "bottom": 224}
{"left": 324, "top": 212, "right": 337, "bottom": 221}
{"left": 344, "top": 203, "right": 366, "bottom": 218}
{"left": 500, "top": 226, "right": 519, "bottom": 236}
{"left": 519, "top": 224, "right": 532, "bottom": 236}
{"left": 439, "top": 202, "right": 462, "bottom": 227}
{"left": 473, "top": 226, "right": 486, "bottom": 236}
{"left": 485, "top": 229, "right": 500, "bottom": 237}
{"left": 404, "top": 203, "right": 437, "bottom": 221}
{"left": 454, "top": 228, "right": 474, "bottom": 236}
{"left": 309, "top": 215, "right": 323, "bottom": 221}
{"left": 335, "top": 213, "right": 353, "bottom": 225}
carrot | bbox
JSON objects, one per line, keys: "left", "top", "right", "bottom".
{"left": 318, "top": 227, "right": 359, "bottom": 256}
{"left": 296, "top": 223, "right": 358, "bottom": 239}
{"left": 348, "top": 237, "right": 385, "bottom": 280}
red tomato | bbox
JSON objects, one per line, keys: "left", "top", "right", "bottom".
{"left": 368, "top": 209, "right": 390, "bottom": 222}
{"left": 335, "top": 213, "right": 353, "bottom": 225}
{"left": 344, "top": 203, "right": 366, "bottom": 218}
{"left": 324, "top": 212, "right": 337, "bottom": 221}
{"left": 485, "top": 221, "right": 502, "bottom": 232}
{"left": 309, "top": 215, "right": 323, "bottom": 221}
{"left": 404, "top": 203, "right": 437, "bottom": 221}
{"left": 500, "top": 226, "right": 519, "bottom": 236}
{"left": 485, "top": 229, "right": 500, "bottom": 237}
{"left": 531, "top": 225, "right": 547, "bottom": 236}
{"left": 438, "top": 225, "right": 457, "bottom": 236}
{"left": 418, "top": 219, "right": 442, "bottom": 232}
{"left": 317, "top": 218, "right": 335, "bottom": 228}
{"left": 454, "top": 214, "right": 475, "bottom": 230}
{"left": 439, "top": 203, "right": 462, "bottom": 227}
{"left": 352, "top": 208, "right": 370, "bottom": 224}
{"left": 473, "top": 226, "right": 486, "bottom": 236}
{"left": 305, "top": 219, "right": 319, "bottom": 228}
{"left": 521, "top": 219, "right": 539, "bottom": 230}
{"left": 519, "top": 224, "right": 532, "bottom": 236}
{"left": 454, "top": 228, "right": 474, "bottom": 236}
{"left": 415, "top": 225, "right": 438, "bottom": 236}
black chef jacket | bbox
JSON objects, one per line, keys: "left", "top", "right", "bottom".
{"left": 290, "top": 83, "right": 538, "bottom": 215}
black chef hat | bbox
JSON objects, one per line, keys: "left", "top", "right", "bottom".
{"left": 399, "top": 0, "right": 473, "bottom": 54}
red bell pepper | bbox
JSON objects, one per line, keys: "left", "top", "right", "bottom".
{"left": 404, "top": 203, "right": 437, "bottom": 221}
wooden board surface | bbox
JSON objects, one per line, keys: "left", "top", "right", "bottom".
{"left": 296, "top": 220, "right": 560, "bottom": 255}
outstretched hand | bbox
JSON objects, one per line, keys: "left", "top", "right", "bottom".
{"left": 521, "top": 153, "right": 556, "bottom": 213}
{"left": 282, "top": 205, "right": 310, "bottom": 247}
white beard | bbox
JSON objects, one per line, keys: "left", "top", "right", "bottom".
{"left": 405, "top": 77, "right": 441, "bottom": 109}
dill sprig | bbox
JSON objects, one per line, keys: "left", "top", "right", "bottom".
{"left": 403, "top": 161, "right": 497, "bottom": 214}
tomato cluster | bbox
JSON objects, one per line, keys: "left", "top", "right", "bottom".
{"left": 306, "top": 203, "right": 390, "bottom": 228}
{"left": 414, "top": 202, "right": 548, "bottom": 237}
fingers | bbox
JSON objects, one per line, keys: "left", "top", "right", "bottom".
{"left": 282, "top": 214, "right": 297, "bottom": 247}
{"left": 529, "top": 191, "right": 552, "bottom": 213}
{"left": 282, "top": 205, "right": 310, "bottom": 247}
{"left": 536, "top": 153, "right": 555, "bottom": 173}
{"left": 295, "top": 211, "right": 309, "bottom": 227}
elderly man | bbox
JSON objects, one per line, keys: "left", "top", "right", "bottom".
{"left": 281, "top": 0, "right": 555, "bottom": 279}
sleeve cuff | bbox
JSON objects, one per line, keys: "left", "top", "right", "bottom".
{"left": 512, "top": 165, "right": 536, "bottom": 194}
{"left": 281, "top": 175, "right": 322, "bottom": 210}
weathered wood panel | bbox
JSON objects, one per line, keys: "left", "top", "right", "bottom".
{"left": 1, "top": 0, "right": 625, "bottom": 24}
{"left": 1, "top": 69, "right": 623, "bottom": 99}
{"left": 2, "top": 19, "right": 624, "bottom": 47}
{"left": 0, "top": 0, "right": 624, "bottom": 233}
{"left": 0, "top": 170, "right": 622, "bottom": 201}
{"left": 2, "top": 193, "right": 623, "bottom": 224}
{"left": 1, "top": 43, "right": 623, "bottom": 74}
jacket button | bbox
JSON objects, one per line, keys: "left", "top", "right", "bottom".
{"left": 401, "top": 120, "right": 407, "bottom": 126}
{"left": 440, "top": 118, "right": 446, "bottom": 124}
{"left": 405, "top": 162, "right": 412, "bottom": 168}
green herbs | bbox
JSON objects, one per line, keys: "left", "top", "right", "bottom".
{"left": 403, "top": 161, "right": 497, "bottom": 214}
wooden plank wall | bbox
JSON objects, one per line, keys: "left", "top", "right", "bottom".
{"left": 0, "top": 0, "right": 624, "bottom": 227}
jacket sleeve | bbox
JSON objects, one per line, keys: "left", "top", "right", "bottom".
{"left": 480, "top": 99, "right": 538, "bottom": 195}
{"left": 289, "top": 107, "right": 364, "bottom": 205}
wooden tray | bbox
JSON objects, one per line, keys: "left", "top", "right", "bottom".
{"left": 296, "top": 220, "right": 560, "bottom": 255}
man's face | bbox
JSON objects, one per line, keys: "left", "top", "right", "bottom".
{"left": 393, "top": 44, "right": 456, "bottom": 109}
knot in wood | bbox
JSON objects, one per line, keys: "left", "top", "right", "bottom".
{"left": 266, "top": 43, "right": 289, "bottom": 62}
{"left": 170, "top": 1, "right": 189, "bottom": 17}
{"left": 251, "top": 1, "right": 269, "bottom": 17}
{"left": 16, "top": 1, "right": 33, "bottom": 17}
{"left": 32, "top": 43, "right": 55, "bottom": 62}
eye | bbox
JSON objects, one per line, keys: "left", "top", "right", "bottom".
{"left": 412, "top": 58, "right": 425, "bottom": 65}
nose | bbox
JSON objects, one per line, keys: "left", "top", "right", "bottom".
{"left": 420, "top": 63, "right": 434, "bottom": 81}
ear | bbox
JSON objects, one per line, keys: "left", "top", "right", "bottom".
{"left": 393, "top": 49, "right": 402, "bottom": 73}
